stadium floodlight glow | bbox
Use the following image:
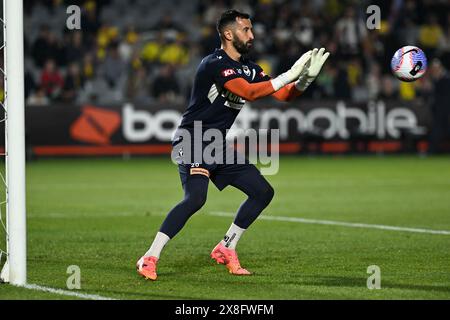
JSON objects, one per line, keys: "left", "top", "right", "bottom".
{"left": 0, "top": 0, "right": 27, "bottom": 285}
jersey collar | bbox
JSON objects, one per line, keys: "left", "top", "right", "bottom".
{"left": 215, "top": 48, "right": 247, "bottom": 64}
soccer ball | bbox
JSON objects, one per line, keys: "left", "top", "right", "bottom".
{"left": 390, "top": 46, "right": 427, "bottom": 82}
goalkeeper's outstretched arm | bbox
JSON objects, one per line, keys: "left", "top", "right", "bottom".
{"left": 224, "top": 78, "right": 302, "bottom": 102}
{"left": 223, "top": 48, "right": 330, "bottom": 102}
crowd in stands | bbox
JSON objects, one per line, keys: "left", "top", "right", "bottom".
{"left": 2, "top": 0, "right": 450, "bottom": 106}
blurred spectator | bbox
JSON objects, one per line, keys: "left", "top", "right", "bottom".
{"left": 159, "top": 36, "right": 189, "bottom": 66}
{"left": 141, "top": 32, "right": 164, "bottom": 66}
{"left": 119, "top": 26, "right": 139, "bottom": 62}
{"left": 126, "top": 66, "right": 152, "bottom": 105}
{"left": 428, "top": 59, "right": 450, "bottom": 154}
{"left": 24, "top": 70, "right": 36, "bottom": 100}
{"left": 419, "top": 14, "right": 444, "bottom": 57}
{"left": 64, "top": 31, "right": 85, "bottom": 65}
{"left": 202, "top": 0, "right": 227, "bottom": 25}
{"left": 379, "top": 75, "right": 398, "bottom": 100}
{"left": 400, "top": 0, "right": 421, "bottom": 25}
{"left": 438, "top": 12, "right": 450, "bottom": 69}
{"left": 99, "top": 42, "right": 126, "bottom": 89}
{"left": 347, "top": 58, "right": 363, "bottom": 88}
{"left": 335, "top": 7, "right": 367, "bottom": 57}
{"left": 275, "top": 42, "right": 300, "bottom": 77}
{"left": 96, "top": 23, "right": 120, "bottom": 60}
{"left": 82, "top": 53, "right": 96, "bottom": 80}
{"left": 39, "top": 59, "right": 64, "bottom": 99}
{"left": 81, "top": 2, "right": 101, "bottom": 46}
{"left": 399, "top": 18, "right": 419, "bottom": 46}
{"left": 152, "top": 64, "right": 182, "bottom": 103}
{"left": 334, "top": 63, "right": 351, "bottom": 100}
{"left": 62, "top": 63, "right": 85, "bottom": 102}
{"left": 27, "top": 86, "right": 50, "bottom": 107}
{"left": 399, "top": 81, "right": 416, "bottom": 101}
{"left": 316, "top": 64, "right": 336, "bottom": 98}
{"left": 31, "top": 25, "right": 61, "bottom": 67}
{"left": 293, "top": 13, "right": 314, "bottom": 47}
{"left": 366, "top": 63, "right": 381, "bottom": 100}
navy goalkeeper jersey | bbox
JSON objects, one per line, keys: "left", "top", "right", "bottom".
{"left": 178, "top": 48, "right": 270, "bottom": 135}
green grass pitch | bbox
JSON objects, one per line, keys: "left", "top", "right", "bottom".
{"left": 0, "top": 155, "right": 449, "bottom": 299}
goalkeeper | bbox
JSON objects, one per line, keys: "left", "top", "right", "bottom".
{"left": 137, "top": 9, "right": 330, "bottom": 280}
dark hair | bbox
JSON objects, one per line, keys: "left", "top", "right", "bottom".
{"left": 216, "top": 9, "right": 250, "bottom": 39}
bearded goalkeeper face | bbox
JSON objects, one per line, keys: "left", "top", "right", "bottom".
{"left": 223, "top": 17, "right": 254, "bottom": 55}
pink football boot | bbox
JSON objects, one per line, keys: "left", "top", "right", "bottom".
{"left": 136, "top": 256, "right": 158, "bottom": 280}
{"left": 210, "top": 242, "right": 251, "bottom": 275}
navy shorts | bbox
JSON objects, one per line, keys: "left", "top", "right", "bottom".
{"left": 171, "top": 131, "right": 261, "bottom": 191}
{"left": 177, "top": 161, "right": 261, "bottom": 191}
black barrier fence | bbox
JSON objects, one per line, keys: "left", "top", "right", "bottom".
{"left": 0, "top": 99, "right": 449, "bottom": 156}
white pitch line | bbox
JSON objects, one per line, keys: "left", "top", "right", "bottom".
{"left": 19, "top": 284, "right": 117, "bottom": 300}
{"left": 27, "top": 212, "right": 166, "bottom": 219}
{"left": 209, "top": 211, "right": 450, "bottom": 235}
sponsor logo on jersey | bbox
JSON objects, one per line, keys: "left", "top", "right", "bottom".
{"left": 222, "top": 69, "right": 236, "bottom": 77}
{"left": 220, "top": 88, "right": 245, "bottom": 106}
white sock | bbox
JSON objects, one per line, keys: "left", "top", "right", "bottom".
{"left": 144, "top": 232, "right": 170, "bottom": 259}
{"left": 220, "top": 223, "right": 246, "bottom": 250}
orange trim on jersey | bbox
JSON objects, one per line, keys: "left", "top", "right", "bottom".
{"left": 271, "top": 83, "right": 302, "bottom": 101}
{"left": 190, "top": 167, "right": 210, "bottom": 177}
{"left": 223, "top": 77, "right": 275, "bottom": 101}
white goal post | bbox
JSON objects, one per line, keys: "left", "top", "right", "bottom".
{"left": 0, "top": 0, "right": 27, "bottom": 285}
